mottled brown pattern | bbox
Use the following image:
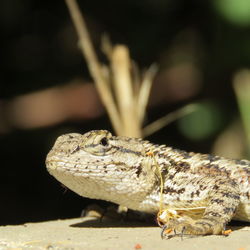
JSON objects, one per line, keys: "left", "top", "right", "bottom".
{"left": 46, "top": 130, "right": 250, "bottom": 236}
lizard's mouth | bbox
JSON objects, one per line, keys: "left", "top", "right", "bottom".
{"left": 46, "top": 155, "right": 72, "bottom": 172}
{"left": 46, "top": 152, "right": 61, "bottom": 169}
{"left": 46, "top": 160, "right": 60, "bottom": 170}
{"left": 46, "top": 159, "right": 73, "bottom": 170}
{"left": 46, "top": 160, "right": 65, "bottom": 175}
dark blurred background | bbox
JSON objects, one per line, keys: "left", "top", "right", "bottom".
{"left": 1, "top": 0, "right": 250, "bottom": 225}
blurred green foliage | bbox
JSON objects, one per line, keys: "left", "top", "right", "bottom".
{"left": 214, "top": 0, "right": 250, "bottom": 26}
{"left": 177, "top": 101, "right": 223, "bottom": 141}
{"left": 233, "top": 70, "right": 250, "bottom": 156}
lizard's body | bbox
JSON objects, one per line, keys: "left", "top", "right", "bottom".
{"left": 46, "top": 130, "right": 250, "bottom": 235}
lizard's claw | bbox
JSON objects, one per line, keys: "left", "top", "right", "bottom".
{"left": 161, "top": 224, "right": 171, "bottom": 239}
{"left": 158, "top": 209, "right": 197, "bottom": 239}
{"left": 161, "top": 220, "right": 190, "bottom": 239}
{"left": 158, "top": 208, "right": 227, "bottom": 238}
{"left": 159, "top": 212, "right": 216, "bottom": 239}
{"left": 161, "top": 224, "right": 188, "bottom": 240}
{"left": 160, "top": 217, "right": 229, "bottom": 239}
{"left": 161, "top": 221, "right": 201, "bottom": 237}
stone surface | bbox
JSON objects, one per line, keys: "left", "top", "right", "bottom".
{"left": 0, "top": 217, "right": 249, "bottom": 250}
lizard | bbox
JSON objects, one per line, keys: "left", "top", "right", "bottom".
{"left": 46, "top": 130, "right": 250, "bottom": 237}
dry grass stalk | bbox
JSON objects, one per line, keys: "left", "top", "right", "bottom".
{"left": 143, "top": 104, "right": 198, "bottom": 137}
{"left": 64, "top": 0, "right": 122, "bottom": 135}
{"left": 233, "top": 69, "right": 250, "bottom": 153}
{"left": 137, "top": 64, "right": 158, "bottom": 123}
{"left": 111, "top": 46, "right": 140, "bottom": 137}
{"left": 65, "top": 0, "right": 196, "bottom": 138}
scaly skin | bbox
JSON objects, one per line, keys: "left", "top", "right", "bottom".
{"left": 46, "top": 130, "right": 250, "bottom": 236}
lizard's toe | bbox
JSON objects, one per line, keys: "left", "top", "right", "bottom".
{"left": 161, "top": 217, "right": 227, "bottom": 239}
{"left": 161, "top": 217, "right": 220, "bottom": 239}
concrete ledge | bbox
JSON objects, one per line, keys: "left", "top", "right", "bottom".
{"left": 0, "top": 217, "right": 250, "bottom": 249}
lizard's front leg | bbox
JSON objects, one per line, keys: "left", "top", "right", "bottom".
{"left": 161, "top": 178, "right": 241, "bottom": 237}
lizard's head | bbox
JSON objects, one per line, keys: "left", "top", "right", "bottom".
{"left": 46, "top": 130, "right": 158, "bottom": 211}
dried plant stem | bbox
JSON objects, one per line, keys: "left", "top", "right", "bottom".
{"left": 233, "top": 69, "right": 250, "bottom": 154}
{"left": 143, "top": 103, "right": 198, "bottom": 137}
{"left": 64, "top": 0, "right": 121, "bottom": 135}
{"left": 137, "top": 64, "right": 158, "bottom": 123}
{"left": 111, "top": 46, "right": 141, "bottom": 137}
{"left": 65, "top": 0, "right": 192, "bottom": 139}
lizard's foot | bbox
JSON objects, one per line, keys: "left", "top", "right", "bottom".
{"left": 161, "top": 220, "right": 211, "bottom": 239}
{"left": 161, "top": 217, "right": 229, "bottom": 239}
{"left": 158, "top": 210, "right": 228, "bottom": 238}
{"left": 81, "top": 204, "right": 126, "bottom": 221}
{"left": 82, "top": 204, "right": 154, "bottom": 223}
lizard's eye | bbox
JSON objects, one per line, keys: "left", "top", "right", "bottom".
{"left": 100, "top": 137, "right": 108, "bottom": 146}
{"left": 82, "top": 131, "right": 113, "bottom": 155}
